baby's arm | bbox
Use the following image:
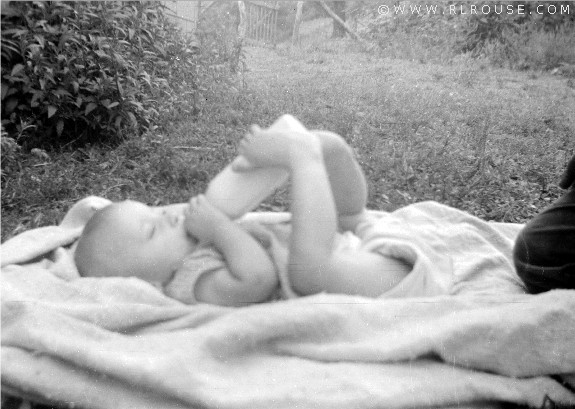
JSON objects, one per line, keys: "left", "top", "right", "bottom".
{"left": 185, "top": 195, "right": 277, "bottom": 306}
{"left": 238, "top": 128, "right": 410, "bottom": 297}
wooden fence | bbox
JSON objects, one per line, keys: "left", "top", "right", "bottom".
{"left": 244, "top": 1, "right": 279, "bottom": 45}
{"left": 163, "top": 1, "right": 213, "bottom": 33}
{"left": 163, "top": 1, "right": 279, "bottom": 46}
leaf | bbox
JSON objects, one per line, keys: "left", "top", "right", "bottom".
{"left": 94, "top": 50, "right": 110, "bottom": 60}
{"left": 107, "top": 101, "right": 119, "bottom": 109}
{"left": 52, "top": 88, "right": 72, "bottom": 98}
{"left": 5, "top": 97, "right": 18, "bottom": 114}
{"left": 47, "top": 105, "right": 57, "bottom": 118}
{"left": 85, "top": 102, "right": 97, "bottom": 115}
{"left": 33, "top": 34, "right": 46, "bottom": 49}
{"left": 127, "top": 111, "right": 138, "bottom": 127}
{"left": 2, "top": 28, "right": 29, "bottom": 36}
{"left": 113, "top": 53, "right": 128, "bottom": 69}
{"left": 56, "top": 119, "right": 64, "bottom": 136}
{"left": 31, "top": 148, "right": 50, "bottom": 160}
{"left": 0, "top": 5, "right": 21, "bottom": 18}
{"left": 1, "top": 83, "right": 8, "bottom": 100}
{"left": 11, "top": 64, "right": 25, "bottom": 76}
{"left": 30, "top": 91, "right": 44, "bottom": 107}
{"left": 155, "top": 45, "right": 167, "bottom": 57}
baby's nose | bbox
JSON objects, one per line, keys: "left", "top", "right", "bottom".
{"left": 162, "top": 209, "right": 179, "bottom": 227}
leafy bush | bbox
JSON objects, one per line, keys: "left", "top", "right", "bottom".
{"left": 456, "top": 1, "right": 575, "bottom": 58}
{"left": 483, "top": 22, "right": 575, "bottom": 70}
{"left": 1, "top": 1, "right": 201, "bottom": 149}
{"left": 456, "top": 7, "right": 520, "bottom": 55}
{"left": 353, "top": 1, "right": 574, "bottom": 68}
{"left": 1, "top": 126, "right": 22, "bottom": 179}
{"left": 356, "top": 2, "right": 461, "bottom": 63}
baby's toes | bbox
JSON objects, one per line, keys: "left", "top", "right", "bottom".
{"left": 238, "top": 134, "right": 254, "bottom": 152}
{"left": 231, "top": 155, "right": 256, "bottom": 172}
{"left": 248, "top": 124, "right": 262, "bottom": 135}
{"left": 188, "top": 196, "right": 200, "bottom": 210}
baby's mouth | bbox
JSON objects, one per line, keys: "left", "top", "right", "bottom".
{"left": 186, "top": 233, "right": 199, "bottom": 246}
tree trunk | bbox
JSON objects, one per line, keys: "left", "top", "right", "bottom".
{"left": 330, "top": 1, "right": 346, "bottom": 38}
{"left": 318, "top": 1, "right": 363, "bottom": 44}
{"left": 292, "top": 1, "right": 304, "bottom": 46}
{"left": 237, "top": 1, "right": 247, "bottom": 40}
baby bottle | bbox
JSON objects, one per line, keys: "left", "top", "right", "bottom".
{"left": 205, "top": 114, "right": 308, "bottom": 219}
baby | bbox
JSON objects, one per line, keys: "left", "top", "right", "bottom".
{"left": 75, "top": 126, "right": 412, "bottom": 306}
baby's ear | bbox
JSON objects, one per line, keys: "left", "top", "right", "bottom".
{"left": 231, "top": 155, "right": 255, "bottom": 172}
{"left": 60, "top": 196, "right": 112, "bottom": 229}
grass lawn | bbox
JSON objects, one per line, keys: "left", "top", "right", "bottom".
{"left": 2, "top": 27, "right": 574, "bottom": 242}
{"left": 1, "top": 16, "right": 574, "bottom": 409}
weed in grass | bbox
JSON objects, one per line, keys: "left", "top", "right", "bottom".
{"left": 431, "top": 72, "right": 446, "bottom": 82}
{"left": 452, "top": 54, "right": 481, "bottom": 88}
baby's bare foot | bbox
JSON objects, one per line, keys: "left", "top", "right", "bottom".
{"left": 230, "top": 155, "right": 255, "bottom": 172}
{"left": 237, "top": 125, "right": 321, "bottom": 169}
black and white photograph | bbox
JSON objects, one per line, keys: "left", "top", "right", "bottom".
{"left": 1, "top": 1, "right": 574, "bottom": 408}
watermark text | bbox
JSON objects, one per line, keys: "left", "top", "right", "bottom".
{"left": 377, "top": 3, "right": 572, "bottom": 16}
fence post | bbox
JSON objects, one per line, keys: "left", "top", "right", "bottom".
{"left": 272, "top": 4, "right": 278, "bottom": 45}
{"left": 318, "top": 0, "right": 372, "bottom": 50}
{"left": 238, "top": 1, "right": 247, "bottom": 40}
{"left": 243, "top": 1, "right": 279, "bottom": 46}
{"left": 292, "top": 1, "right": 304, "bottom": 47}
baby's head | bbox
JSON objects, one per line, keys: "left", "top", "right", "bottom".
{"left": 75, "top": 200, "right": 196, "bottom": 284}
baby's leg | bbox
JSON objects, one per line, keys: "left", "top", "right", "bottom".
{"left": 235, "top": 127, "right": 368, "bottom": 230}
{"left": 237, "top": 127, "right": 407, "bottom": 297}
{"left": 312, "top": 131, "right": 368, "bottom": 231}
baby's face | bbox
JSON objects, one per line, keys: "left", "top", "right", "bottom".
{"left": 102, "top": 200, "right": 197, "bottom": 284}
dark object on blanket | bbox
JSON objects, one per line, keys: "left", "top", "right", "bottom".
{"left": 559, "top": 152, "right": 575, "bottom": 189}
{"left": 513, "top": 154, "right": 575, "bottom": 293}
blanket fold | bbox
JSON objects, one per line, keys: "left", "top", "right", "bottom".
{"left": 2, "top": 196, "right": 575, "bottom": 409}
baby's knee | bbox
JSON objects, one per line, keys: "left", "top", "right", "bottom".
{"left": 312, "top": 130, "right": 354, "bottom": 161}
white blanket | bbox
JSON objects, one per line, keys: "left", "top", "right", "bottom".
{"left": 2, "top": 196, "right": 575, "bottom": 409}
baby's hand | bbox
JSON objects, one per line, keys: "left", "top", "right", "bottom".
{"left": 234, "top": 125, "right": 321, "bottom": 171}
{"left": 184, "top": 195, "right": 229, "bottom": 244}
